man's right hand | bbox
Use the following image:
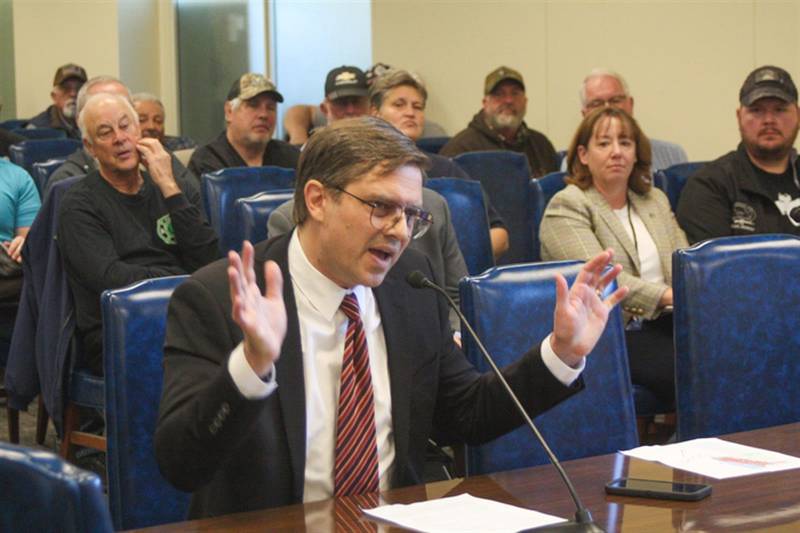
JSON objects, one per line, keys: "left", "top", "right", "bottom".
{"left": 227, "top": 241, "right": 287, "bottom": 377}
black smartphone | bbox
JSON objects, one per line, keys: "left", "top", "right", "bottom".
{"left": 605, "top": 478, "right": 712, "bottom": 501}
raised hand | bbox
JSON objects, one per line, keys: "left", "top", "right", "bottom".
{"left": 550, "top": 248, "right": 629, "bottom": 367}
{"left": 227, "top": 241, "right": 287, "bottom": 377}
{"left": 136, "top": 137, "right": 180, "bottom": 198}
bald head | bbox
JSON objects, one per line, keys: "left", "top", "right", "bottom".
{"left": 76, "top": 76, "right": 132, "bottom": 119}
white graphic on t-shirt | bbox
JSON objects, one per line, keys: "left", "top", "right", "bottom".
{"left": 775, "top": 193, "right": 800, "bottom": 227}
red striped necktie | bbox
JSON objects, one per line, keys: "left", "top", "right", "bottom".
{"left": 334, "top": 293, "right": 380, "bottom": 497}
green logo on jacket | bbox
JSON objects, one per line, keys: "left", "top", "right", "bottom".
{"left": 157, "top": 214, "right": 176, "bottom": 245}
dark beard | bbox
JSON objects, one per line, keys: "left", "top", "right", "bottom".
{"left": 743, "top": 125, "right": 800, "bottom": 162}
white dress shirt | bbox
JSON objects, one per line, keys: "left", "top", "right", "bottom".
{"left": 227, "top": 231, "right": 584, "bottom": 502}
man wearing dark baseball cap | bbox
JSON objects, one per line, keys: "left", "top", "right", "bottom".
{"left": 319, "top": 65, "right": 369, "bottom": 124}
{"left": 441, "top": 65, "right": 558, "bottom": 177}
{"left": 678, "top": 65, "right": 800, "bottom": 243}
{"left": 27, "top": 63, "right": 88, "bottom": 139}
{"left": 189, "top": 73, "right": 299, "bottom": 177}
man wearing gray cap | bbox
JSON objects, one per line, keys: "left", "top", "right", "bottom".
{"left": 677, "top": 65, "right": 800, "bottom": 243}
{"left": 188, "top": 73, "right": 299, "bottom": 177}
{"left": 28, "top": 63, "right": 88, "bottom": 139}
{"left": 440, "top": 66, "right": 558, "bottom": 177}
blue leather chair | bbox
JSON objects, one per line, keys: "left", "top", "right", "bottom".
{"left": 425, "top": 178, "right": 494, "bottom": 275}
{"left": 459, "top": 261, "right": 638, "bottom": 474}
{"left": 530, "top": 171, "right": 568, "bottom": 261}
{"left": 673, "top": 234, "right": 800, "bottom": 440}
{"left": 416, "top": 136, "right": 450, "bottom": 154}
{"left": 1, "top": 119, "right": 28, "bottom": 130}
{"left": 0, "top": 442, "right": 112, "bottom": 532}
{"left": 9, "top": 138, "right": 81, "bottom": 176}
{"left": 454, "top": 151, "right": 535, "bottom": 265}
{"left": 235, "top": 189, "right": 294, "bottom": 246}
{"left": 102, "top": 276, "right": 190, "bottom": 530}
{"left": 32, "top": 157, "right": 68, "bottom": 196}
{"left": 653, "top": 161, "right": 705, "bottom": 211}
{"left": 201, "top": 166, "right": 296, "bottom": 254}
{"left": 11, "top": 127, "right": 68, "bottom": 140}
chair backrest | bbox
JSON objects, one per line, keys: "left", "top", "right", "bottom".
{"left": 102, "top": 275, "right": 191, "bottom": 530}
{"left": 0, "top": 442, "right": 112, "bottom": 532}
{"left": 235, "top": 189, "right": 294, "bottom": 246}
{"left": 32, "top": 157, "right": 68, "bottom": 196}
{"left": 425, "top": 178, "right": 494, "bottom": 275}
{"left": 673, "top": 234, "right": 800, "bottom": 440}
{"left": 416, "top": 136, "right": 451, "bottom": 154}
{"left": 8, "top": 139, "right": 82, "bottom": 176}
{"left": 530, "top": 171, "right": 568, "bottom": 261}
{"left": 201, "top": 166, "right": 296, "bottom": 254}
{"left": 11, "top": 127, "right": 67, "bottom": 140}
{"left": 454, "top": 151, "right": 535, "bottom": 265}
{"left": 459, "top": 261, "right": 637, "bottom": 474}
{"left": 1, "top": 119, "right": 29, "bottom": 130}
{"left": 653, "top": 161, "right": 706, "bottom": 211}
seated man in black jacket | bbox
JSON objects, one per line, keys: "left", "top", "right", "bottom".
{"left": 188, "top": 73, "right": 299, "bottom": 177}
{"left": 58, "top": 93, "right": 218, "bottom": 375}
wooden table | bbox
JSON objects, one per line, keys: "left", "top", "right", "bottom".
{"left": 131, "top": 422, "right": 800, "bottom": 532}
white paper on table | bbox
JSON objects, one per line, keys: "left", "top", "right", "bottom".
{"left": 621, "top": 437, "right": 800, "bottom": 479}
{"left": 362, "top": 493, "right": 567, "bottom": 533}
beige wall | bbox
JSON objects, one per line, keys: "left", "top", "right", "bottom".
{"left": 373, "top": 0, "right": 800, "bottom": 161}
{"left": 11, "top": 0, "right": 179, "bottom": 133}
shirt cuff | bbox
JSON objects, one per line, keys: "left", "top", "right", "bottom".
{"left": 540, "top": 334, "right": 584, "bottom": 386}
{"left": 227, "top": 342, "right": 278, "bottom": 399}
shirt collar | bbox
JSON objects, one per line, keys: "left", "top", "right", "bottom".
{"left": 288, "top": 230, "right": 368, "bottom": 322}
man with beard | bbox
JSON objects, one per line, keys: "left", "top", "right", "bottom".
{"left": 28, "top": 63, "right": 87, "bottom": 139}
{"left": 440, "top": 66, "right": 558, "bottom": 177}
{"left": 678, "top": 66, "right": 800, "bottom": 243}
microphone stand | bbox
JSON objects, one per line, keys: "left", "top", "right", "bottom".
{"left": 407, "top": 271, "right": 604, "bottom": 533}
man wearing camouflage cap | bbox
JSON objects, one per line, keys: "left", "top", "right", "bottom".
{"left": 441, "top": 65, "right": 558, "bottom": 177}
{"left": 678, "top": 65, "right": 800, "bottom": 243}
{"left": 28, "top": 63, "right": 88, "bottom": 139}
{"left": 188, "top": 73, "right": 299, "bottom": 177}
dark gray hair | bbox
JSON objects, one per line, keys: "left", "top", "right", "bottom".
{"left": 293, "top": 116, "right": 429, "bottom": 224}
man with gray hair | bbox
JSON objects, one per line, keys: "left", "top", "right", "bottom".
{"left": 58, "top": 92, "right": 218, "bottom": 375}
{"left": 575, "top": 68, "right": 687, "bottom": 171}
{"left": 47, "top": 76, "right": 196, "bottom": 194}
{"left": 188, "top": 73, "right": 299, "bottom": 177}
{"left": 28, "top": 63, "right": 87, "bottom": 139}
{"left": 132, "top": 92, "right": 196, "bottom": 152}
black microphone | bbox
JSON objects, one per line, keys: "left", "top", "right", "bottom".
{"left": 406, "top": 270, "right": 603, "bottom": 533}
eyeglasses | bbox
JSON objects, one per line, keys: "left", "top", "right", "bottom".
{"left": 332, "top": 186, "right": 434, "bottom": 239}
{"left": 585, "top": 95, "right": 629, "bottom": 110}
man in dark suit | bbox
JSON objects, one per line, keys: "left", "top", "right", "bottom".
{"left": 155, "top": 117, "right": 627, "bottom": 518}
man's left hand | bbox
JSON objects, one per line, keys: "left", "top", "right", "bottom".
{"left": 137, "top": 138, "right": 180, "bottom": 198}
{"left": 550, "top": 248, "right": 628, "bottom": 367}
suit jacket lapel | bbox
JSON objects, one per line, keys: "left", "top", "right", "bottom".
{"left": 256, "top": 234, "right": 306, "bottom": 502}
{"left": 587, "top": 187, "right": 641, "bottom": 272}
{"left": 374, "top": 271, "right": 412, "bottom": 484}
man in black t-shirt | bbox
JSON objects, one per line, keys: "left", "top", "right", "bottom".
{"left": 678, "top": 65, "right": 800, "bottom": 243}
{"left": 188, "top": 73, "right": 299, "bottom": 178}
{"left": 59, "top": 93, "right": 219, "bottom": 374}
